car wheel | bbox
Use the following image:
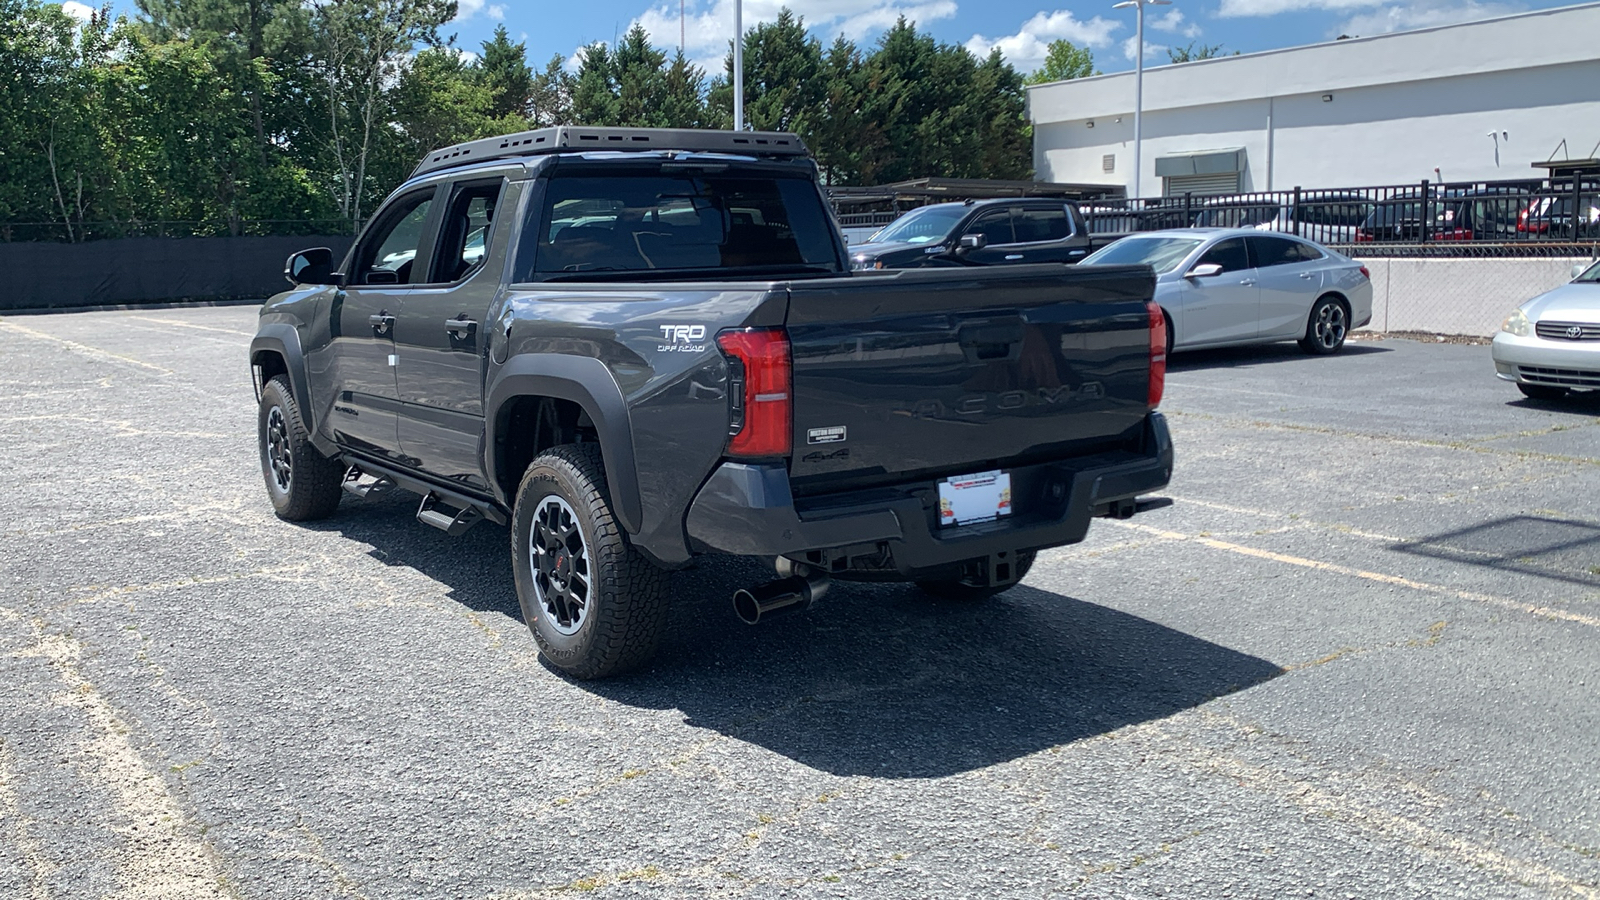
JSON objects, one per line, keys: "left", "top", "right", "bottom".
{"left": 258, "top": 375, "right": 343, "bottom": 521}
{"left": 916, "top": 550, "right": 1035, "bottom": 602}
{"left": 511, "top": 443, "right": 667, "bottom": 680}
{"left": 1299, "top": 296, "right": 1349, "bottom": 355}
{"left": 1517, "top": 383, "right": 1569, "bottom": 401}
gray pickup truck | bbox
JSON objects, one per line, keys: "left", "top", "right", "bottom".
{"left": 250, "top": 126, "right": 1174, "bottom": 679}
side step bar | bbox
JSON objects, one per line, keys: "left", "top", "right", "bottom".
{"left": 416, "top": 492, "right": 484, "bottom": 536}
{"left": 338, "top": 458, "right": 507, "bottom": 533}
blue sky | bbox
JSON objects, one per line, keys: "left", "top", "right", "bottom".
{"left": 89, "top": 0, "right": 1590, "bottom": 76}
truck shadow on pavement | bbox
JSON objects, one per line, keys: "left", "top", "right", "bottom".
{"left": 317, "top": 495, "right": 1283, "bottom": 779}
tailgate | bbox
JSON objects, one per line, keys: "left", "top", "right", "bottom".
{"left": 784, "top": 264, "right": 1155, "bottom": 493}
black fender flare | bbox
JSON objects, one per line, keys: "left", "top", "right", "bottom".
{"left": 484, "top": 355, "right": 642, "bottom": 535}
{"left": 250, "top": 324, "right": 315, "bottom": 433}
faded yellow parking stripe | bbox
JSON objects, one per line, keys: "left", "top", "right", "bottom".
{"left": 1111, "top": 520, "right": 1600, "bottom": 630}
{"left": 0, "top": 320, "right": 173, "bottom": 376}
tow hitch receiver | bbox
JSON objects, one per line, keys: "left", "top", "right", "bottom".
{"left": 1097, "top": 496, "right": 1174, "bottom": 520}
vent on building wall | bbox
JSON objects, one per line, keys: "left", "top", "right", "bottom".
{"left": 1103, "top": 154, "right": 1116, "bottom": 173}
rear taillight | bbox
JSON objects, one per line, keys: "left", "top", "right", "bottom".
{"left": 1359, "top": 265, "right": 1370, "bottom": 280}
{"left": 717, "top": 327, "right": 792, "bottom": 458}
{"left": 1147, "top": 302, "right": 1166, "bottom": 409}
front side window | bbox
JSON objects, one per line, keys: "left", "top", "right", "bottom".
{"left": 1013, "top": 206, "right": 1071, "bottom": 243}
{"left": 966, "top": 209, "right": 1015, "bottom": 246}
{"left": 353, "top": 190, "right": 435, "bottom": 286}
{"left": 1197, "top": 237, "right": 1250, "bottom": 273}
{"left": 522, "top": 168, "right": 840, "bottom": 279}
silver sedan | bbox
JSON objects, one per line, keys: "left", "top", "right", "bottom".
{"left": 1081, "top": 228, "right": 1375, "bottom": 354}
{"left": 1491, "top": 260, "right": 1600, "bottom": 400}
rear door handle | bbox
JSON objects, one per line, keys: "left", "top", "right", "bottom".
{"left": 368, "top": 312, "right": 394, "bottom": 335}
{"left": 1299, "top": 272, "right": 1317, "bottom": 279}
{"left": 445, "top": 316, "right": 477, "bottom": 338}
{"left": 1239, "top": 279, "right": 1257, "bottom": 286}
{"left": 1004, "top": 254, "right": 1025, "bottom": 261}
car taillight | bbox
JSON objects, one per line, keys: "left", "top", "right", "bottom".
{"left": 1359, "top": 265, "right": 1370, "bottom": 280}
{"left": 717, "top": 327, "right": 791, "bottom": 458}
{"left": 1355, "top": 231, "right": 1374, "bottom": 242}
{"left": 1147, "top": 302, "right": 1166, "bottom": 409}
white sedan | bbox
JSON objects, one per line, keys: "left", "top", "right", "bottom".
{"left": 1081, "top": 228, "right": 1374, "bottom": 354}
{"left": 1492, "top": 260, "right": 1600, "bottom": 400}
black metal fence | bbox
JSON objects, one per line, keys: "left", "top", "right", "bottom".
{"left": 1082, "top": 177, "right": 1600, "bottom": 248}
{"left": 0, "top": 219, "right": 356, "bottom": 243}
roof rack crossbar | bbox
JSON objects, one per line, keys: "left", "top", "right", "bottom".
{"left": 411, "top": 126, "right": 809, "bottom": 178}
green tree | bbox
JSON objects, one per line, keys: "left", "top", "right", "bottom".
{"left": 1167, "top": 42, "right": 1231, "bottom": 63}
{"left": 528, "top": 53, "right": 574, "bottom": 127}
{"left": 307, "top": 0, "right": 457, "bottom": 226}
{"left": 479, "top": 24, "right": 533, "bottom": 120}
{"left": 809, "top": 35, "right": 883, "bottom": 184}
{"left": 1026, "top": 39, "right": 1097, "bottom": 84}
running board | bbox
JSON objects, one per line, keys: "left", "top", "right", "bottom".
{"left": 342, "top": 466, "right": 395, "bottom": 499}
{"left": 416, "top": 492, "right": 484, "bottom": 536}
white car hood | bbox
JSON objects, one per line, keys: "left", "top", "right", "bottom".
{"left": 1525, "top": 283, "right": 1600, "bottom": 323}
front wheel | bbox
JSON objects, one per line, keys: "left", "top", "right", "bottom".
{"left": 1299, "top": 296, "right": 1349, "bottom": 355}
{"left": 1518, "top": 383, "right": 1569, "bottom": 401}
{"left": 258, "top": 375, "right": 343, "bottom": 521}
{"left": 511, "top": 443, "right": 667, "bottom": 680}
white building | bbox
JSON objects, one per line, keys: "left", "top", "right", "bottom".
{"left": 1026, "top": 3, "right": 1600, "bottom": 197}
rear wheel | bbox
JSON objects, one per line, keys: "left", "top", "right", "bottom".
{"left": 258, "top": 375, "right": 343, "bottom": 521}
{"left": 1299, "top": 296, "right": 1349, "bottom": 355}
{"left": 1518, "top": 383, "right": 1569, "bottom": 401}
{"left": 916, "top": 550, "right": 1035, "bottom": 602}
{"left": 511, "top": 443, "right": 666, "bottom": 679}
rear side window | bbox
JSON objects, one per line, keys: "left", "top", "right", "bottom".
{"left": 1248, "top": 235, "right": 1321, "bottom": 267}
{"left": 1013, "top": 206, "right": 1072, "bottom": 243}
{"left": 519, "top": 169, "right": 840, "bottom": 279}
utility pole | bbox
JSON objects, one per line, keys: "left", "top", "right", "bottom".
{"left": 733, "top": 0, "right": 744, "bottom": 130}
{"left": 1112, "top": 0, "right": 1171, "bottom": 198}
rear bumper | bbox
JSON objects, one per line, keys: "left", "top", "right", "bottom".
{"left": 685, "top": 413, "right": 1174, "bottom": 573}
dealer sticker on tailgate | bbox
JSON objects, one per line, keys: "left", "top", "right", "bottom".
{"left": 938, "top": 470, "right": 1012, "bottom": 527}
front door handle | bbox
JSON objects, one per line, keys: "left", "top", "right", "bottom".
{"left": 445, "top": 316, "right": 477, "bottom": 338}
{"left": 368, "top": 312, "right": 395, "bottom": 335}
{"left": 1239, "top": 279, "right": 1257, "bottom": 286}
{"left": 1299, "top": 272, "right": 1317, "bottom": 279}
{"left": 1004, "top": 254, "right": 1025, "bottom": 261}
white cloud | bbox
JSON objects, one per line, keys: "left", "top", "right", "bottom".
{"left": 1335, "top": 1, "right": 1527, "bottom": 36}
{"left": 1151, "top": 9, "right": 1202, "bottom": 38}
{"left": 628, "top": 0, "right": 959, "bottom": 76}
{"left": 61, "top": 1, "right": 94, "bottom": 23}
{"left": 1122, "top": 34, "right": 1168, "bottom": 62}
{"left": 488, "top": 4, "right": 506, "bottom": 20}
{"left": 965, "top": 10, "right": 1121, "bottom": 72}
{"left": 453, "top": 0, "right": 487, "bottom": 22}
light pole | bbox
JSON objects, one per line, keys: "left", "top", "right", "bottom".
{"left": 733, "top": 0, "right": 745, "bottom": 130}
{"left": 1112, "top": 0, "right": 1170, "bottom": 198}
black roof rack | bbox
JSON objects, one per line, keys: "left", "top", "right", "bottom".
{"left": 412, "top": 126, "right": 809, "bottom": 179}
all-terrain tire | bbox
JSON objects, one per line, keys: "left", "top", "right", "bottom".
{"left": 511, "top": 443, "right": 667, "bottom": 680}
{"left": 258, "top": 375, "right": 343, "bottom": 521}
{"left": 915, "top": 550, "right": 1036, "bottom": 602}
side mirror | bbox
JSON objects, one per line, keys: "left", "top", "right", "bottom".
{"left": 285, "top": 247, "right": 337, "bottom": 286}
{"left": 958, "top": 233, "right": 987, "bottom": 253}
{"left": 1185, "top": 263, "right": 1224, "bottom": 278}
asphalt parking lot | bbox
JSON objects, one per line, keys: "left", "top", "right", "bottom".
{"left": 1, "top": 306, "right": 1598, "bottom": 899}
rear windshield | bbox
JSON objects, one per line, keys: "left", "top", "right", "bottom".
{"left": 518, "top": 168, "right": 841, "bottom": 280}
